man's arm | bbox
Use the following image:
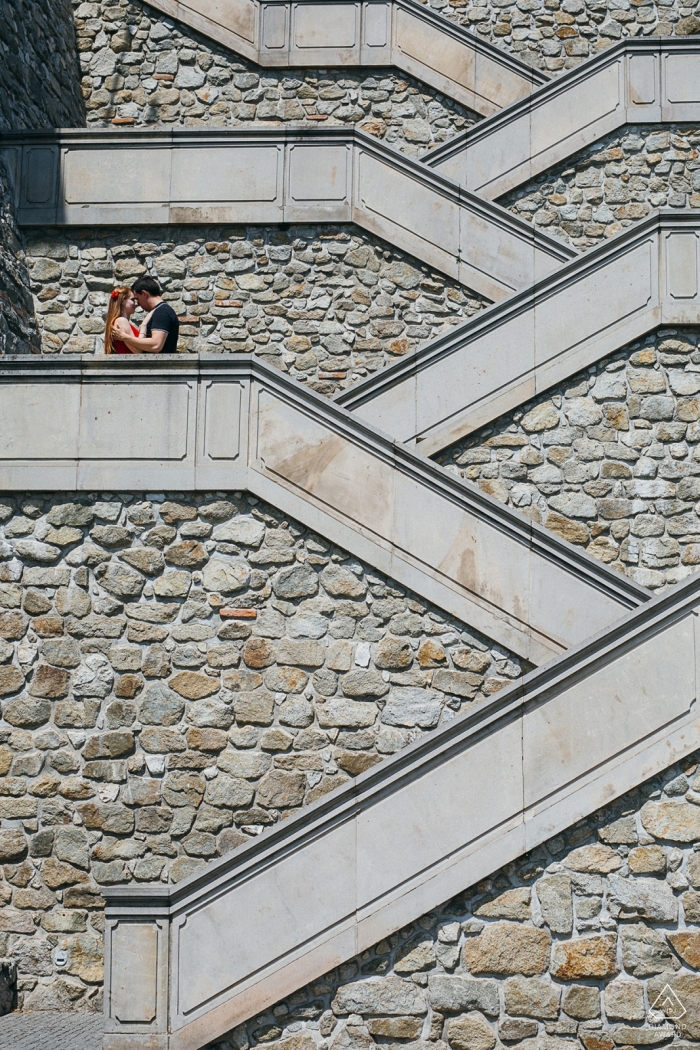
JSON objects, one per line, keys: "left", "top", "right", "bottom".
{"left": 119, "top": 328, "right": 168, "bottom": 354}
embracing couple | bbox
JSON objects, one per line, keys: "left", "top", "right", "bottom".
{"left": 104, "top": 276, "right": 179, "bottom": 355}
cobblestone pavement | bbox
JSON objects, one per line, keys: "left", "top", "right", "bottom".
{"left": 0, "top": 1010, "right": 102, "bottom": 1050}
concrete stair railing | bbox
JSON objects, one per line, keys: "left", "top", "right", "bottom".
{"left": 338, "top": 211, "right": 700, "bottom": 455}
{"left": 0, "top": 127, "right": 575, "bottom": 304}
{"left": 100, "top": 552, "right": 700, "bottom": 1050}
{"left": 130, "top": 0, "right": 547, "bottom": 117}
{"left": 426, "top": 38, "right": 700, "bottom": 201}
{"left": 0, "top": 355, "right": 645, "bottom": 666}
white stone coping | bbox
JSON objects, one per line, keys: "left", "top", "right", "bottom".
{"left": 135, "top": 0, "right": 548, "bottom": 117}
{"left": 100, "top": 559, "right": 700, "bottom": 1050}
{"left": 0, "top": 355, "right": 646, "bottom": 664}
{"left": 338, "top": 210, "right": 700, "bottom": 453}
{"left": 0, "top": 126, "right": 575, "bottom": 303}
{"left": 426, "top": 37, "right": 700, "bottom": 199}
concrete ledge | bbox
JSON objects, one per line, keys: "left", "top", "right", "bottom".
{"left": 101, "top": 565, "right": 700, "bottom": 1050}
{"left": 426, "top": 38, "right": 700, "bottom": 199}
{"left": 0, "top": 127, "right": 575, "bottom": 302}
{"left": 337, "top": 211, "right": 699, "bottom": 453}
{"left": 0, "top": 355, "right": 646, "bottom": 664}
{"left": 132, "top": 0, "right": 547, "bottom": 117}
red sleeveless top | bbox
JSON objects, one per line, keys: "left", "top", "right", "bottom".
{"left": 111, "top": 322, "right": 140, "bottom": 355}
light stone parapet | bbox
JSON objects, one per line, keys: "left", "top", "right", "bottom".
{"left": 100, "top": 563, "right": 700, "bottom": 1050}
{"left": 339, "top": 211, "right": 700, "bottom": 454}
{"left": 130, "top": 0, "right": 547, "bottom": 117}
{"left": 0, "top": 355, "right": 645, "bottom": 665}
{"left": 426, "top": 39, "right": 700, "bottom": 200}
{"left": 0, "top": 128, "right": 574, "bottom": 304}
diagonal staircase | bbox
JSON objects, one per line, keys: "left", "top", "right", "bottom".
{"left": 338, "top": 211, "right": 700, "bottom": 454}
{"left": 2, "top": 9, "right": 700, "bottom": 1048}
{"left": 125, "top": 0, "right": 547, "bottom": 117}
{"left": 0, "top": 127, "right": 574, "bottom": 303}
{"left": 425, "top": 38, "right": 700, "bottom": 200}
{"left": 101, "top": 549, "right": 700, "bottom": 1050}
{"left": 3, "top": 364, "right": 697, "bottom": 1050}
{"left": 0, "top": 355, "right": 646, "bottom": 665}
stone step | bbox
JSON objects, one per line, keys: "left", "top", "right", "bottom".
{"left": 339, "top": 210, "right": 700, "bottom": 455}
{"left": 426, "top": 38, "right": 700, "bottom": 201}
{"left": 0, "top": 1010, "right": 102, "bottom": 1050}
{"left": 101, "top": 559, "right": 700, "bottom": 1050}
{"left": 0, "top": 127, "right": 574, "bottom": 306}
{"left": 134, "top": 0, "right": 547, "bottom": 118}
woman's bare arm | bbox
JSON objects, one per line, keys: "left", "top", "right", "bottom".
{"left": 112, "top": 317, "right": 142, "bottom": 353}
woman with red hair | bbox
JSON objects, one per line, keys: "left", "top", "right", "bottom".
{"left": 104, "top": 287, "right": 141, "bottom": 354}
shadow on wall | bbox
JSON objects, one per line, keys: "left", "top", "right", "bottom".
{"left": 0, "top": 0, "right": 85, "bottom": 132}
{"left": 0, "top": 0, "right": 85, "bottom": 352}
{"left": 0, "top": 158, "right": 40, "bottom": 354}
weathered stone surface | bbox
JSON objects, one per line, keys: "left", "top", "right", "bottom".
{"left": 504, "top": 976, "right": 560, "bottom": 1019}
{"left": 428, "top": 977, "right": 499, "bottom": 1017}
{"left": 0, "top": 664, "right": 24, "bottom": 696}
{"left": 475, "top": 888, "right": 531, "bottom": 921}
{"left": 367, "top": 1018, "right": 422, "bottom": 1039}
{"left": 394, "top": 937, "right": 436, "bottom": 974}
{"left": 273, "top": 565, "right": 319, "bottom": 600}
{"left": 382, "top": 688, "right": 442, "bottom": 728}
{"left": 647, "top": 975, "right": 700, "bottom": 1039}
{"left": 605, "top": 978, "right": 645, "bottom": 1022}
{"left": 499, "top": 1020, "right": 538, "bottom": 1041}
{"left": 202, "top": 557, "right": 250, "bottom": 594}
{"left": 95, "top": 562, "right": 144, "bottom": 599}
{"left": 205, "top": 775, "right": 255, "bottom": 809}
{"left": 0, "top": 829, "right": 27, "bottom": 862}
{"left": 170, "top": 671, "right": 220, "bottom": 700}
{"left": 562, "top": 984, "right": 600, "bottom": 1020}
{"left": 278, "top": 639, "right": 326, "bottom": 668}
{"left": 233, "top": 690, "right": 275, "bottom": 725}
{"left": 257, "top": 770, "right": 306, "bottom": 808}
{"left": 320, "top": 566, "right": 367, "bottom": 599}
{"left": 564, "top": 844, "right": 621, "bottom": 873}
{"left": 536, "top": 874, "right": 573, "bottom": 934}
{"left": 628, "top": 845, "right": 666, "bottom": 875}
{"left": 641, "top": 801, "right": 700, "bottom": 842}
{"left": 165, "top": 542, "right": 208, "bottom": 568}
{"left": 446, "top": 1013, "right": 496, "bottom": 1050}
{"left": 333, "top": 978, "right": 428, "bottom": 1015}
{"left": 667, "top": 931, "right": 700, "bottom": 969}
{"left": 620, "top": 923, "right": 679, "bottom": 977}
{"left": 138, "top": 682, "right": 184, "bottom": 726}
{"left": 464, "top": 923, "right": 551, "bottom": 976}
{"left": 120, "top": 547, "right": 165, "bottom": 575}
{"left": 607, "top": 874, "right": 678, "bottom": 922}
{"left": 374, "top": 637, "right": 413, "bottom": 670}
{"left": 341, "top": 669, "right": 389, "bottom": 698}
{"left": 550, "top": 935, "right": 618, "bottom": 979}
{"left": 3, "top": 695, "right": 51, "bottom": 727}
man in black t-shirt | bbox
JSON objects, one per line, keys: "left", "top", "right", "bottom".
{"left": 118, "top": 276, "right": 179, "bottom": 354}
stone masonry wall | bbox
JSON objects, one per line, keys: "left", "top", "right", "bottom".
{"left": 0, "top": 490, "right": 522, "bottom": 1010}
{"left": 0, "top": 0, "right": 84, "bottom": 132}
{"left": 0, "top": 162, "right": 40, "bottom": 356}
{"left": 25, "top": 228, "right": 487, "bottom": 395}
{"left": 72, "top": 0, "right": 478, "bottom": 155}
{"left": 438, "top": 327, "right": 700, "bottom": 592}
{"left": 436, "top": 0, "right": 700, "bottom": 73}
{"left": 501, "top": 125, "right": 700, "bottom": 251}
{"left": 206, "top": 753, "right": 700, "bottom": 1050}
